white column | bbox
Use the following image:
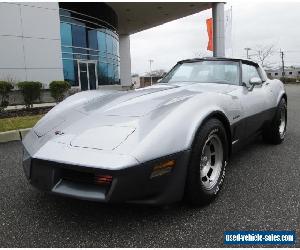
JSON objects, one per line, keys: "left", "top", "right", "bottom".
{"left": 212, "top": 2, "right": 225, "bottom": 57}
{"left": 119, "top": 35, "right": 132, "bottom": 86}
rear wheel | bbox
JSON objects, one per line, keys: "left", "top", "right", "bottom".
{"left": 263, "top": 98, "right": 287, "bottom": 144}
{"left": 185, "top": 119, "right": 228, "bottom": 205}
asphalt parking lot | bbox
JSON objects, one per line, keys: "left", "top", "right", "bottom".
{"left": 0, "top": 85, "right": 300, "bottom": 247}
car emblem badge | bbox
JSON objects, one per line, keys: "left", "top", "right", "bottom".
{"left": 55, "top": 131, "right": 64, "bottom": 135}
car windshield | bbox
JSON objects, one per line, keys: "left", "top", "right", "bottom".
{"left": 160, "top": 60, "right": 240, "bottom": 85}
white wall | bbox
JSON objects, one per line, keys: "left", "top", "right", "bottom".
{"left": 0, "top": 2, "right": 63, "bottom": 87}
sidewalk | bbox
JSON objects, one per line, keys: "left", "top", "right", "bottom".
{"left": 6, "top": 102, "right": 56, "bottom": 111}
{"left": 0, "top": 128, "right": 31, "bottom": 143}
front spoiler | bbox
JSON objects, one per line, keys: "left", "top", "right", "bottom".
{"left": 23, "top": 149, "right": 190, "bottom": 205}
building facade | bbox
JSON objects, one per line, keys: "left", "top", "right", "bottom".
{"left": 266, "top": 67, "right": 300, "bottom": 80}
{"left": 0, "top": 2, "right": 63, "bottom": 88}
{"left": 0, "top": 2, "right": 224, "bottom": 91}
{"left": 132, "top": 76, "right": 163, "bottom": 88}
{"left": 0, "top": 2, "right": 120, "bottom": 90}
{"left": 59, "top": 3, "right": 120, "bottom": 90}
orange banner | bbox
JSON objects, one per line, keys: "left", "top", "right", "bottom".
{"left": 206, "top": 18, "right": 213, "bottom": 51}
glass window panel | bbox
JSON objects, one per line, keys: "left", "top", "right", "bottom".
{"left": 114, "top": 65, "right": 120, "bottom": 84}
{"left": 88, "top": 30, "right": 98, "bottom": 50}
{"left": 60, "top": 23, "right": 72, "bottom": 46}
{"left": 89, "top": 53, "right": 98, "bottom": 61}
{"left": 99, "top": 53, "right": 107, "bottom": 63}
{"left": 107, "top": 57, "right": 113, "bottom": 65}
{"left": 89, "top": 50, "right": 98, "bottom": 61}
{"left": 61, "top": 46, "right": 73, "bottom": 59}
{"left": 106, "top": 34, "right": 113, "bottom": 54}
{"left": 60, "top": 16, "right": 71, "bottom": 23}
{"left": 62, "top": 46, "right": 72, "bottom": 53}
{"left": 73, "top": 47, "right": 88, "bottom": 60}
{"left": 59, "top": 9, "right": 71, "bottom": 16}
{"left": 65, "top": 17, "right": 85, "bottom": 27}
{"left": 62, "top": 59, "right": 77, "bottom": 86}
{"left": 112, "top": 38, "right": 119, "bottom": 56}
{"left": 72, "top": 25, "right": 87, "bottom": 48}
{"left": 116, "top": 39, "right": 119, "bottom": 57}
{"left": 98, "top": 63, "right": 108, "bottom": 85}
{"left": 73, "top": 48, "right": 88, "bottom": 54}
{"left": 73, "top": 54, "right": 88, "bottom": 61}
{"left": 110, "top": 55, "right": 119, "bottom": 64}
{"left": 89, "top": 50, "right": 98, "bottom": 56}
{"left": 62, "top": 53, "right": 73, "bottom": 60}
{"left": 107, "top": 63, "right": 114, "bottom": 84}
{"left": 72, "top": 19, "right": 85, "bottom": 26}
{"left": 97, "top": 31, "right": 106, "bottom": 52}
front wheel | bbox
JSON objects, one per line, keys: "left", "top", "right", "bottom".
{"left": 263, "top": 98, "right": 287, "bottom": 144}
{"left": 185, "top": 119, "right": 228, "bottom": 205}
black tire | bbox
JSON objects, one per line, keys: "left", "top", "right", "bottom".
{"left": 185, "top": 118, "right": 228, "bottom": 205}
{"left": 263, "top": 98, "right": 287, "bottom": 145}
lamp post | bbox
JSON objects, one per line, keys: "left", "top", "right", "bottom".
{"left": 244, "top": 48, "right": 251, "bottom": 59}
{"left": 149, "top": 59, "right": 154, "bottom": 85}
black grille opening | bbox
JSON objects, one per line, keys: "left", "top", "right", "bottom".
{"left": 61, "top": 168, "right": 112, "bottom": 186}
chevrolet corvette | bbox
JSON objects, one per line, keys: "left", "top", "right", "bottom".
{"left": 22, "top": 57, "right": 287, "bottom": 205}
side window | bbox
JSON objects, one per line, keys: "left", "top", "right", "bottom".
{"left": 242, "top": 64, "right": 261, "bottom": 84}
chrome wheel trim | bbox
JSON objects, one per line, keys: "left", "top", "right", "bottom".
{"left": 279, "top": 106, "right": 286, "bottom": 137}
{"left": 199, "top": 133, "right": 223, "bottom": 190}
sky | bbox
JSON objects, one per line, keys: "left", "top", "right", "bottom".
{"left": 130, "top": 0, "right": 300, "bottom": 76}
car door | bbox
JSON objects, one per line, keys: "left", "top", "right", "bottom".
{"left": 238, "top": 62, "right": 271, "bottom": 138}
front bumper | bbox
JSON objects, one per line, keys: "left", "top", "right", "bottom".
{"left": 23, "top": 149, "right": 190, "bottom": 205}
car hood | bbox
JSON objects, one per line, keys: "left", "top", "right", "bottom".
{"left": 32, "top": 82, "right": 238, "bottom": 151}
{"left": 74, "top": 82, "right": 238, "bottom": 117}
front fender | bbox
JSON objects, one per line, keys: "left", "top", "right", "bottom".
{"left": 271, "top": 79, "right": 287, "bottom": 106}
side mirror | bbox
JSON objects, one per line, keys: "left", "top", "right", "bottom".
{"left": 249, "top": 77, "right": 262, "bottom": 86}
{"left": 244, "top": 77, "right": 262, "bottom": 91}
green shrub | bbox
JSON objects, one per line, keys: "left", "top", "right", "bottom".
{"left": 280, "top": 77, "right": 297, "bottom": 83}
{"left": 0, "top": 81, "right": 14, "bottom": 112}
{"left": 17, "top": 81, "right": 42, "bottom": 108}
{"left": 49, "top": 81, "right": 71, "bottom": 102}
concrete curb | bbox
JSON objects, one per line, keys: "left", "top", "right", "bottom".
{"left": 0, "top": 128, "right": 31, "bottom": 143}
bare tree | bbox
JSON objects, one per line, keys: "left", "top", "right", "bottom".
{"left": 145, "top": 69, "right": 167, "bottom": 77}
{"left": 251, "top": 44, "right": 275, "bottom": 68}
{"left": 1, "top": 74, "right": 18, "bottom": 89}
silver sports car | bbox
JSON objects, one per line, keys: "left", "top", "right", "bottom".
{"left": 22, "top": 57, "right": 287, "bottom": 205}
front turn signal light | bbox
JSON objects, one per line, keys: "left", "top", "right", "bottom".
{"left": 150, "top": 160, "right": 175, "bottom": 179}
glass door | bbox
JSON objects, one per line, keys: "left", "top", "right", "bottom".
{"left": 78, "top": 62, "right": 88, "bottom": 91}
{"left": 78, "top": 60, "right": 98, "bottom": 91}
{"left": 88, "top": 63, "right": 97, "bottom": 90}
